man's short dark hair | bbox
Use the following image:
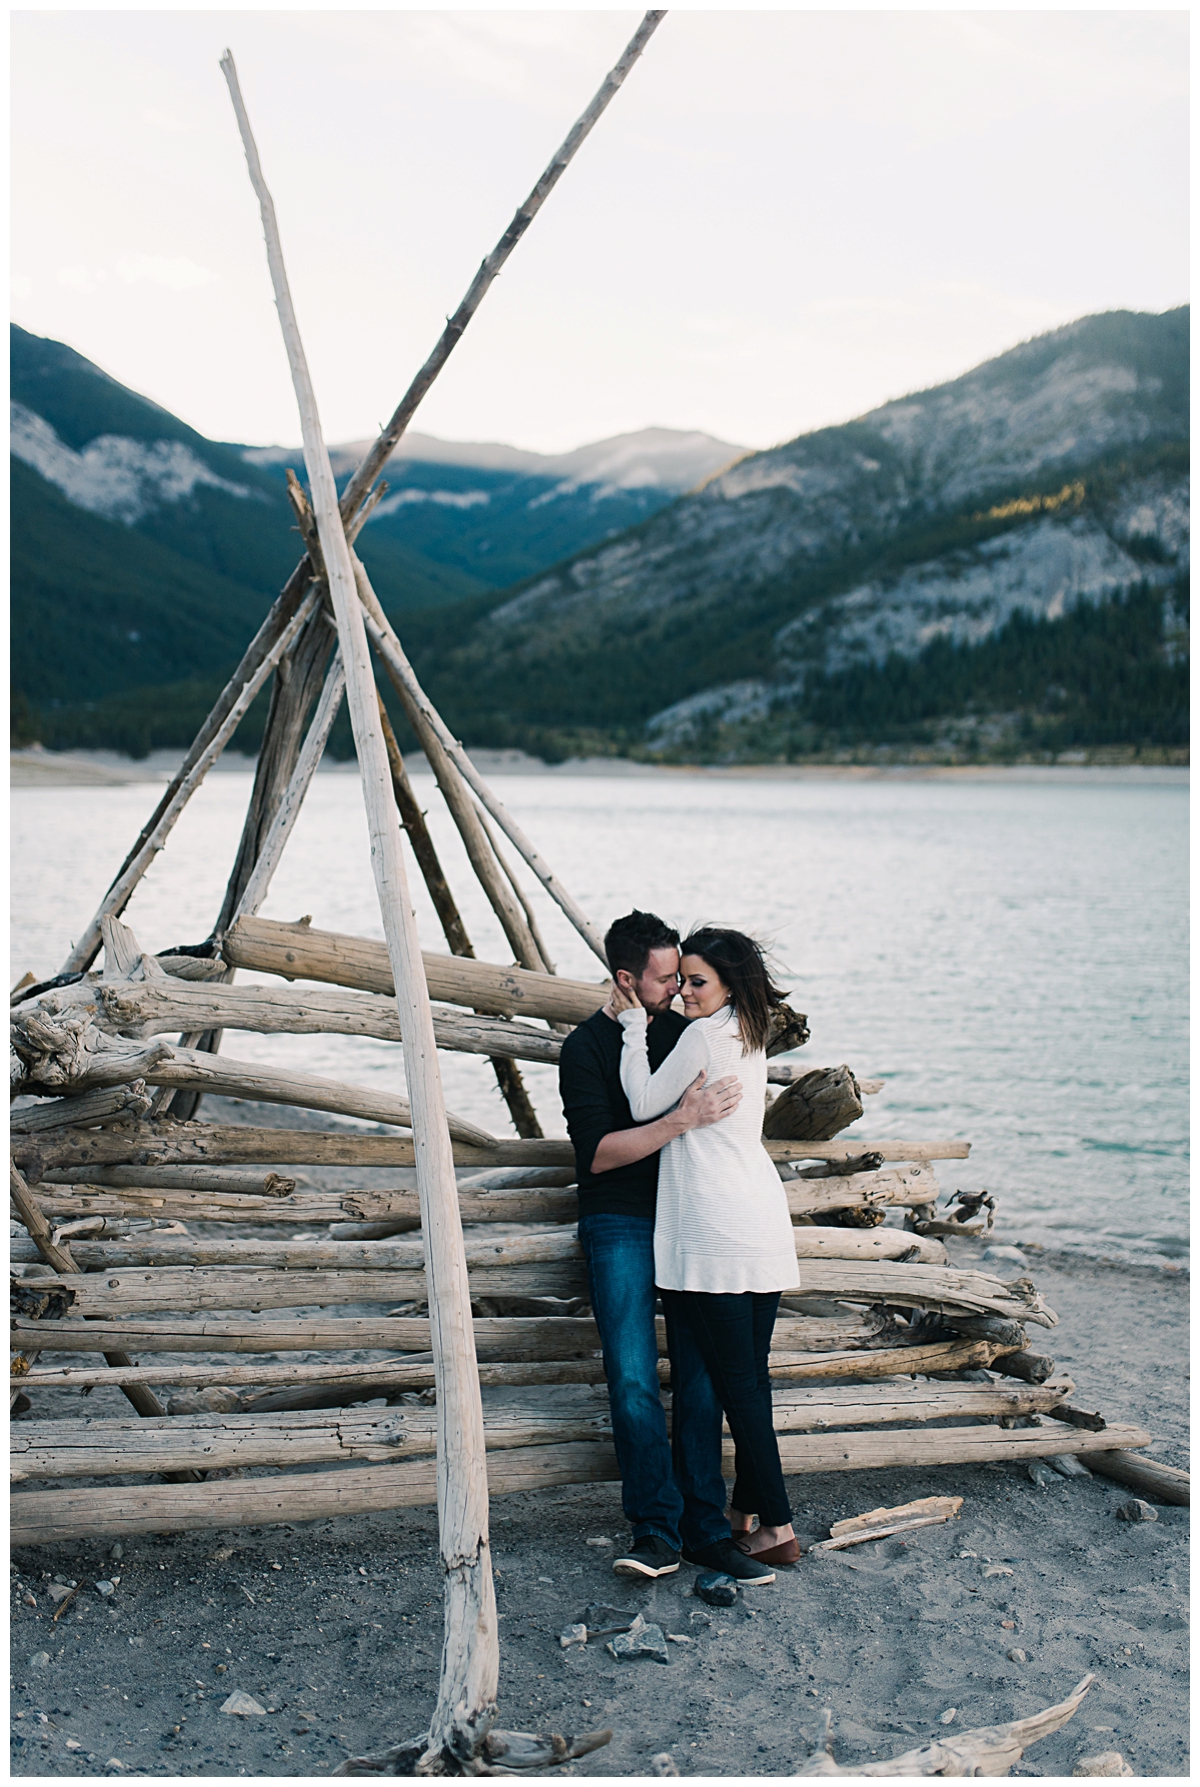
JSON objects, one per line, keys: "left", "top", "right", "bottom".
{"left": 604, "top": 910, "right": 680, "bottom": 981}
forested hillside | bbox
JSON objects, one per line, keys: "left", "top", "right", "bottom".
{"left": 11, "top": 311, "right": 1188, "bottom": 762}
{"left": 403, "top": 307, "right": 1189, "bottom": 762}
{"left": 11, "top": 324, "right": 733, "bottom": 754}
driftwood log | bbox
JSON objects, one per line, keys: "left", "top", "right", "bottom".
{"left": 12, "top": 1313, "right": 601, "bottom": 1359}
{"left": 764, "top": 1066, "right": 863, "bottom": 1141}
{"left": 1085, "top": 1448, "right": 1190, "bottom": 1506}
{"left": 13, "top": 1341, "right": 1010, "bottom": 1403}
{"left": 38, "top": 1166, "right": 298, "bottom": 1196}
{"left": 13, "top": 1122, "right": 969, "bottom": 1177}
{"left": 11, "top": 1307, "right": 895, "bottom": 1361}
{"left": 788, "top": 1165, "right": 940, "bottom": 1219}
{"left": 11, "top": 1382, "right": 1080, "bottom": 1481}
{"left": 11, "top": 1426, "right": 1150, "bottom": 1546}
{"left": 15, "top": 1357, "right": 607, "bottom": 1397}
{"left": 796, "top": 1674, "right": 1094, "bottom": 1776}
{"left": 28, "top": 1185, "right": 572, "bottom": 1228}
{"left": 12, "top": 1009, "right": 495, "bottom": 1147}
{"left": 12, "top": 1261, "right": 588, "bottom": 1315}
{"left": 12, "top": 1252, "right": 1033, "bottom": 1323}
{"left": 10, "top": 1083, "right": 152, "bottom": 1134}
{"left": 27, "top": 1172, "right": 935, "bottom": 1229}
{"left": 223, "top": 914, "right": 605, "bottom": 1023}
{"left": 10, "top": 1222, "right": 949, "bottom": 1272}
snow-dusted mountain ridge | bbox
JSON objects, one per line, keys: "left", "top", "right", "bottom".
{"left": 244, "top": 427, "right": 744, "bottom": 588}
{"left": 416, "top": 307, "right": 1187, "bottom": 751}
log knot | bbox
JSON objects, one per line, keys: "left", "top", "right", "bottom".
{"left": 11, "top": 1007, "right": 169, "bottom": 1095}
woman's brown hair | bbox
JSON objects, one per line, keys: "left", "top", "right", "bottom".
{"left": 680, "top": 927, "right": 786, "bottom": 1054}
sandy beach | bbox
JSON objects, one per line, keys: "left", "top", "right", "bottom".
{"left": 10, "top": 1108, "right": 1188, "bottom": 1778}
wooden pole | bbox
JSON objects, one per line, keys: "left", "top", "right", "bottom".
{"left": 285, "top": 464, "right": 544, "bottom": 1132}
{"left": 215, "top": 600, "right": 338, "bottom": 936}
{"left": 164, "top": 475, "right": 384, "bottom": 1119}
{"left": 358, "top": 570, "right": 608, "bottom": 966}
{"left": 373, "top": 637, "right": 547, "bottom": 971}
{"left": 54, "top": 15, "right": 661, "bottom": 987}
{"left": 219, "top": 51, "right": 497, "bottom": 1768}
{"left": 377, "top": 696, "right": 543, "bottom": 1138}
{"left": 335, "top": 11, "right": 667, "bottom": 528}
{"left": 474, "top": 804, "right": 556, "bottom": 975}
{"left": 289, "top": 472, "right": 550, "bottom": 976}
{"left": 8, "top": 1164, "right": 193, "bottom": 1440}
{"left": 230, "top": 648, "right": 346, "bottom": 925}
{"left": 55, "top": 587, "right": 320, "bottom": 976}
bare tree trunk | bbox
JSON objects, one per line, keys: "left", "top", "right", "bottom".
{"left": 220, "top": 50, "right": 497, "bottom": 1768}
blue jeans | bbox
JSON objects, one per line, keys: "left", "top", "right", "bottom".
{"left": 660, "top": 1289, "right": 792, "bottom": 1528}
{"left": 578, "top": 1213, "right": 728, "bottom": 1554}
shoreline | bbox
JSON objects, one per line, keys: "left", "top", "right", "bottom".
{"left": 11, "top": 747, "right": 1190, "bottom": 790}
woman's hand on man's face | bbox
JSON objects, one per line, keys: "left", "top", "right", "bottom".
{"left": 607, "top": 976, "right": 643, "bottom": 1018}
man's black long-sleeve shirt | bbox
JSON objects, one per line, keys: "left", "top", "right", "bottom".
{"left": 558, "top": 1007, "right": 689, "bottom": 1219}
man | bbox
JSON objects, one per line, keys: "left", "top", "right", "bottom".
{"left": 558, "top": 910, "right": 776, "bottom": 1585}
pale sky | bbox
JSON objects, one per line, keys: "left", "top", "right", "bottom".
{"left": 10, "top": 8, "right": 1189, "bottom": 454}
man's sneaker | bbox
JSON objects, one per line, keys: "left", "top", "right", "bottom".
{"left": 612, "top": 1535, "right": 681, "bottom": 1579}
{"left": 681, "top": 1538, "right": 776, "bottom": 1585}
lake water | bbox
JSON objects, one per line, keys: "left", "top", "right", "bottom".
{"left": 11, "top": 768, "right": 1189, "bottom": 1266}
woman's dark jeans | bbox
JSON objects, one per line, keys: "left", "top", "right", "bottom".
{"left": 578, "top": 1213, "right": 728, "bottom": 1553}
{"left": 660, "top": 1287, "right": 792, "bottom": 1529}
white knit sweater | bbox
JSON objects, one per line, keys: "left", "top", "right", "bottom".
{"left": 618, "top": 1004, "right": 800, "bottom": 1295}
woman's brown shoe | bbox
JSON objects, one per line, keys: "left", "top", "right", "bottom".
{"left": 738, "top": 1536, "right": 800, "bottom": 1566}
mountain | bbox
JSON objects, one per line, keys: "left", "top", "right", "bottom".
{"left": 10, "top": 324, "right": 741, "bottom": 751}
{"left": 406, "top": 308, "right": 1189, "bottom": 760}
{"left": 11, "top": 312, "right": 1188, "bottom": 763}
{"left": 10, "top": 324, "right": 489, "bottom": 748}
{"left": 245, "top": 425, "right": 743, "bottom": 590}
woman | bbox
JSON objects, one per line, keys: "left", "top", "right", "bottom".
{"left": 611, "top": 927, "right": 801, "bottom": 1568}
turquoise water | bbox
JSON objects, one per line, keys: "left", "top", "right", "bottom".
{"left": 11, "top": 769, "right": 1188, "bottom": 1265}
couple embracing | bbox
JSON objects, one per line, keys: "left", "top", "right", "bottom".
{"left": 558, "top": 910, "right": 800, "bottom": 1587}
